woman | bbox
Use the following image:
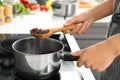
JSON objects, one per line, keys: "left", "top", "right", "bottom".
{"left": 64, "top": 0, "right": 120, "bottom": 79}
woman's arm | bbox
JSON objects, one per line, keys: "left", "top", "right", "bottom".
{"left": 106, "top": 33, "right": 120, "bottom": 55}
{"left": 89, "top": 0, "right": 114, "bottom": 21}
{"left": 71, "top": 33, "right": 120, "bottom": 72}
{"left": 64, "top": 0, "right": 114, "bottom": 35}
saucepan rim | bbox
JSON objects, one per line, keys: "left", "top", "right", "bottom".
{"left": 12, "top": 37, "right": 64, "bottom": 55}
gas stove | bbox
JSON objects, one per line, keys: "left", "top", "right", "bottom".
{"left": 0, "top": 34, "right": 83, "bottom": 80}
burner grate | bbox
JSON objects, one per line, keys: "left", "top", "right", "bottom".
{"left": 11, "top": 68, "right": 61, "bottom": 80}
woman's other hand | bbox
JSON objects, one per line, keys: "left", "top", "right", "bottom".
{"left": 71, "top": 37, "right": 119, "bottom": 72}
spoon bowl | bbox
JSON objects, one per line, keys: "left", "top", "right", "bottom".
{"left": 30, "top": 25, "right": 76, "bottom": 39}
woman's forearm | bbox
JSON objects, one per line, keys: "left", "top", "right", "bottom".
{"left": 88, "top": 0, "right": 114, "bottom": 21}
{"left": 106, "top": 33, "right": 120, "bottom": 56}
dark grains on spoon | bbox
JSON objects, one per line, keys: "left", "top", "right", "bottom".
{"left": 30, "top": 28, "right": 49, "bottom": 34}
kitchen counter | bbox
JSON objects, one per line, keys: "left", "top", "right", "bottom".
{"left": 0, "top": 8, "right": 111, "bottom": 33}
{"left": 0, "top": 11, "right": 65, "bottom": 34}
{"left": 0, "top": 11, "right": 95, "bottom": 80}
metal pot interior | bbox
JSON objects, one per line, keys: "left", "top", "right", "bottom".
{"left": 12, "top": 37, "right": 64, "bottom": 55}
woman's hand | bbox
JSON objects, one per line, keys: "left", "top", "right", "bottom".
{"left": 64, "top": 11, "right": 95, "bottom": 35}
{"left": 64, "top": 0, "right": 114, "bottom": 35}
{"left": 71, "top": 39, "right": 119, "bottom": 72}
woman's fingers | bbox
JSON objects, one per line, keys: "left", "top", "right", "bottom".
{"left": 72, "top": 41, "right": 117, "bottom": 72}
{"left": 70, "top": 23, "right": 82, "bottom": 35}
{"left": 64, "top": 18, "right": 76, "bottom": 26}
{"left": 71, "top": 49, "right": 85, "bottom": 56}
{"left": 63, "top": 20, "right": 93, "bottom": 35}
{"left": 71, "top": 49, "right": 86, "bottom": 67}
{"left": 77, "top": 20, "right": 92, "bottom": 34}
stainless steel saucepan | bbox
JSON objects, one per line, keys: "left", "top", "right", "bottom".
{"left": 12, "top": 37, "right": 79, "bottom": 79}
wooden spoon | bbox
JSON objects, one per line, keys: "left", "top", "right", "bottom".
{"left": 30, "top": 25, "right": 76, "bottom": 39}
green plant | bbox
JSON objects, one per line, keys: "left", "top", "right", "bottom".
{"left": 0, "top": 0, "right": 3, "bottom": 6}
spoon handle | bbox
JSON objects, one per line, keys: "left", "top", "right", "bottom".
{"left": 51, "top": 25, "right": 76, "bottom": 33}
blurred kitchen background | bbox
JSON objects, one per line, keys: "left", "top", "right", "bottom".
{"left": 0, "top": 0, "right": 109, "bottom": 80}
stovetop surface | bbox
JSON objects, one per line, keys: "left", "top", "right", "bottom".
{"left": 0, "top": 34, "right": 82, "bottom": 80}
{"left": 0, "top": 34, "right": 71, "bottom": 56}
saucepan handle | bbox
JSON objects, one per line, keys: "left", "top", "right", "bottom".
{"left": 59, "top": 52, "right": 79, "bottom": 61}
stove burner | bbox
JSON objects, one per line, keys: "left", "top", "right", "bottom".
{"left": 11, "top": 68, "right": 61, "bottom": 80}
